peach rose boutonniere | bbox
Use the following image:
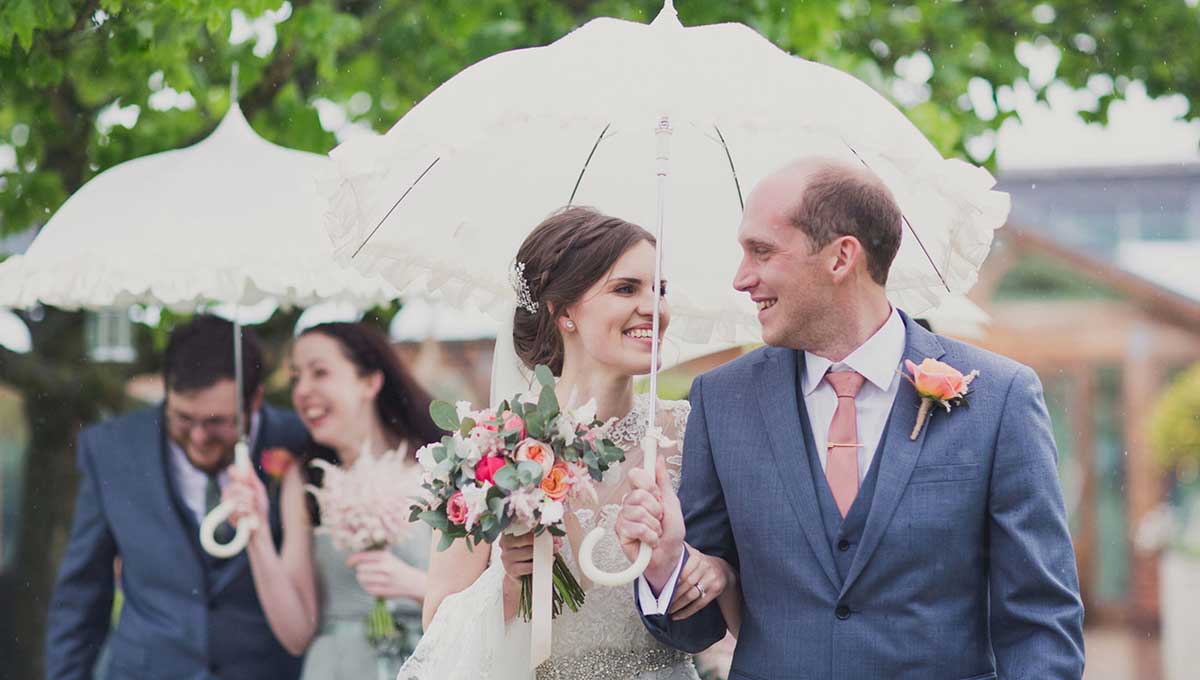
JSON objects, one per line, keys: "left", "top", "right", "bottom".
{"left": 902, "top": 358, "right": 980, "bottom": 440}
{"left": 261, "top": 447, "right": 294, "bottom": 494}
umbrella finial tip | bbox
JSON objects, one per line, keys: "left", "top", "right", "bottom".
{"left": 651, "top": 0, "right": 680, "bottom": 27}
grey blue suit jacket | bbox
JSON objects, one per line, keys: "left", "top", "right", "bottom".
{"left": 643, "top": 313, "right": 1085, "bottom": 680}
{"left": 45, "top": 404, "right": 308, "bottom": 680}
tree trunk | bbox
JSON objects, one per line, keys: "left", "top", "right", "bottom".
{"left": 0, "top": 310, "right": 128, "bottom": 680}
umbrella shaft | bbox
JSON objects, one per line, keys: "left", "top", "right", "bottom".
{"left": 648, "top": 116, "right": 672, "bottom": 435}
{"left": 233, "top": 314, "right": 246, "bottom": 444}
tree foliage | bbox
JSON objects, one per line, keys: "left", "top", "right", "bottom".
{"left": 2, "top": 0, "right": 1199, "bottom": 240}
{"left": 1150, "top": 362, "right": 1200, "bottom": 472}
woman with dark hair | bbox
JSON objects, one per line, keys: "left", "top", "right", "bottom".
{"left": 398, "top": 207, "right": 741, "bottom": 680}
{"left": 223, "top": 322, "right": 439, "bottom": 679}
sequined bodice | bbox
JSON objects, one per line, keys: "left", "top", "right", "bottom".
{"left": 537, "top": 396, "right": 698, "bottom": 680}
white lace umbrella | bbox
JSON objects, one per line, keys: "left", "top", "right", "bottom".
{"left": 0, "top": 90, "right": 399, "bottom": 559}
{"left": 321, "top": 0, "right": 1009, "bottom": 643}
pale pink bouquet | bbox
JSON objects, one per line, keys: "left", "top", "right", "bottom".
{"left": 306, "top": 445, "right": 421, "bottom": 647}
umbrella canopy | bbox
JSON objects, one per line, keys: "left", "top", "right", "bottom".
{"left": 323, "top": 1, "right": 1009, "bottom": 346}
{"left": 0, "top": 103, "right": 398, "bottom": 311}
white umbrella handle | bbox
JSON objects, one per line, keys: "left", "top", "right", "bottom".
{"left": 199, "top": 440, "right": 258, "bottom": 558}
{"left": 577, "top": 435, "right": 658, "bottom": 587}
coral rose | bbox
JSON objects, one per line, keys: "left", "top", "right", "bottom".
{"left": 515, "top": 439, "right": 554, "bottom": 477}
{"left": 540, "top": 462, "right": 571, "bottom": 501}
{"left": 905, "top": 358, "right": 967, "bottom": 401}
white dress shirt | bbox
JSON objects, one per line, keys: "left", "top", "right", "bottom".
{"left": 638, "top": 308, "right": 907, "bottom": 616}
{"left": 167, "top": 413, "right": 261, "bottom": 527}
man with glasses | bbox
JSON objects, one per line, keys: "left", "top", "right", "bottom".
{"left": 46, "top": 315, "right": 308, "bottom": 680}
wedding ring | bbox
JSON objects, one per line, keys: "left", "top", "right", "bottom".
{"left": 694, "top": 582, "right": 706, "bottom": 597}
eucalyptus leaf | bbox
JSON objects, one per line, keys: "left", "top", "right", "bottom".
{"left": 534, "top": 364, "right": 555, "bottom": 387}
{"left": 430, "top": 401, "right": 460, "bottom": 431}
{"left": 493, "top": 464, "right": 519, "bottom": 492}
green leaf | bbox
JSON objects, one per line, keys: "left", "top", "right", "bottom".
{"left": 437, "top": 531, "right": 456, "bottom": 552}
{"left": 419, "top": 510, "right": 451, "bottom": 532}
{"left": 459, "top": 416, "right": 476, "bottom": 437}
{"left": 534, "top": 364, "right": 555, "bottom": 387}
{"left": 493, "top": 464, "right": 519, "bottom": 492}
{"left": 538, "top": 385, "right": 559, "bottom": 414}
{"left": 430, "top": 401, "right": 460, "bottom": 431}
{"left": 517, "top": 460, "right": 545, "bottom": 485}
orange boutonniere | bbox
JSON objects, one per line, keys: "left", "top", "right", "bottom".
{"left": 261, "top": 447, "right": 294, "bottom": 492}
{"left": 902, "top": 358, "right": 980, "bottom": 440}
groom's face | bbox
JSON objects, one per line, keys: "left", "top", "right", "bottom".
{"left": 165, "top": 379, "right": 242, "bottom": 474}
{"left": 734, "top": 175, "right": 835, "bottom": 349}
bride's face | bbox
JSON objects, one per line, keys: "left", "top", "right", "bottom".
{"left": 561, "top": 240, "right": 670, "bottom": 377}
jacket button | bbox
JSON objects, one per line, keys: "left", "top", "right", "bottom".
{"left": 837, "top": 539, "right": 851, "bottom": 552}
{"left": 835, "top": 605, "right": 851, "bottom": 620}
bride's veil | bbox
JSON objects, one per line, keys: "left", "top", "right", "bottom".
{"left": 490, "top": 304, "right": 534, "bottom": 406}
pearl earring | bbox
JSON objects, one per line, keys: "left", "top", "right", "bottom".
{"left": 564, "top": 320, "right": 575, "bottom": 331}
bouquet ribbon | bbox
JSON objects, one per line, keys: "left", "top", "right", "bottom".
{"left": 531, "top": 531, "right": 554, "bottom": 668}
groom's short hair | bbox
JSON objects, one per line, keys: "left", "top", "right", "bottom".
{"left": 163, "top": 314, "right": 264, "bottom": 404}
{"left": 788, "top": 163, "right": 902, "bottom": 285}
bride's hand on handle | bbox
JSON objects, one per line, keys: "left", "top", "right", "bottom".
{"left": 223, "top": 463, "right": 268, "bottom": 530}
{"left": 615, "top": 456, "right": 685, "bottom": 591}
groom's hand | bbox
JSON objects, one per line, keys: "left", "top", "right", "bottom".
{"left": 616, "top": 456, "right": 685, "bottom": 594}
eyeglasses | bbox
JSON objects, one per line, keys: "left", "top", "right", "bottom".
{"left": 165, "top": 409, "right": 240, "bottom": 436}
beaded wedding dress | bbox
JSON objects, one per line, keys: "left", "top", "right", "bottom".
{"left": 397, "top": 394, "right": 700, "bottom": 680}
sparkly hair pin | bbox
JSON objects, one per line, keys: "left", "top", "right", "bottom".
{"left": 510, "top": 261, "right": 539, "bottom": 314}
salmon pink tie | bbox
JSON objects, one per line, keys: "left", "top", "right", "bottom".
{"left": 824, "top": 370, "right": 866, "bottom": 517}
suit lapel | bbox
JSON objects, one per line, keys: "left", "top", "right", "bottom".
{"left": 838, "top": 313, "right": 945, "bottom": 597}
{"left": 755, "top": 348, "right": 840, "bottom": 591}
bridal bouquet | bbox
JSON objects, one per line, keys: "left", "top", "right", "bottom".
{"left": 306, "top": 447, "right": 421, "bottom": 651}
{"left": 409, "top": 365, "right": 626, "bottom": 619}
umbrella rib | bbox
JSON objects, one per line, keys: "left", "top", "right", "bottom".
{"left": 713, "top": 125, "right": 744, "bottom": 211}
{"left": 568, "top": 123, "right": 612, "bottom": 205}
{"left": 842, "top": 141, "right": 951, "bottom": 293}
{"left": 352, "top": 156, "right": 441, "bottom": 259}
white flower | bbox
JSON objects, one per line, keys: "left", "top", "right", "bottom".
{"left": 453, "top": 432, "right": 483, "bottom": 466}
{"left": 460, "top": 482, "right": 493, "bottom": 530}
{"left": 456, "top": 400, "right": 476, "bottom": 421}
{"left": 416, "top": 444, "right": 438, "bottom": 472}
{"left": 556, "top": 413, "right": 578, "bottom": 446}
{"left": 538, "top": 499, "right": 565, "bottom": 526}
{"left": 573, "top": 398, "right": 597, "bottom": 426}
{"left": 508, "top": 487, "right": 546, "bottom": 525}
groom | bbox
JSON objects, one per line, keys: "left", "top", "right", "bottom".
{"left": 618, "top": 157, "right": 1085, "bottom": 679}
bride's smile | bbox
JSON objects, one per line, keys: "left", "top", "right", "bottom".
{"left": 560, "top": 239, "right": 670, "bottom": 379}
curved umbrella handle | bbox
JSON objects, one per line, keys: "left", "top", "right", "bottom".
{"left": 576, "top": 433, "right": 657, "bottom": 587}
{"left": 199, "top": 441, "right": 258, "bottom": 558}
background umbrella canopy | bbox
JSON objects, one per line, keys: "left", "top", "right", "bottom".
{"left": 0, "top": 103, "right": 397, "bottom": 311}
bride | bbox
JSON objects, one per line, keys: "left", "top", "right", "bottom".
{"left": 398, "top": 207, "right": 741, "bottom": 679}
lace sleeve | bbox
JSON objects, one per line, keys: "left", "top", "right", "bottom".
{"left": 660, "top": 399, "right": 691, "bottom": 493}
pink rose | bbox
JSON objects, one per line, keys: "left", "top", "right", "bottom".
{"left": 474, "top": 455, "right": 507, "bottom": 485}
{"left": 905, "top": 358, "right": 967, "bottom": 401}
{"left": 503, "top": 413, "right": 526, "bottom": 439}
{"left": 446, "top": 491, "right": 469, "bottom": 525}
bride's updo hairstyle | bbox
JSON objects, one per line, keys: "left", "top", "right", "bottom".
{"left": 512, "top": 207, "right": 655, "bottom": 375}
